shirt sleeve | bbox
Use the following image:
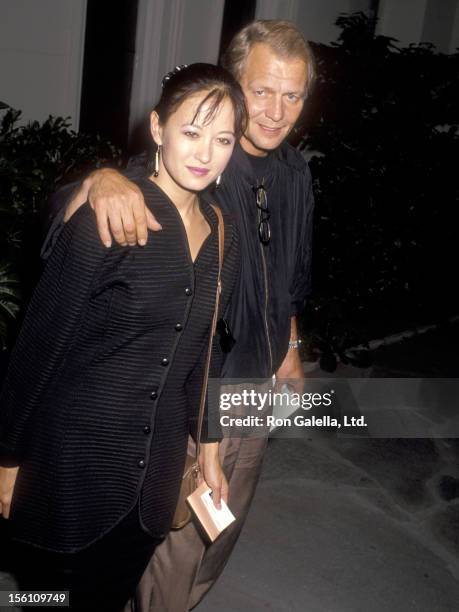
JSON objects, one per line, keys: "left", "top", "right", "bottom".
{"left": 289, "top": 173, "right": 315, "bottom": 317}
{"left": 41, "top": 155, "right": 150, "bottom": 260}
{"left": 0, "top": 204, "right": 108, "bottom": 466}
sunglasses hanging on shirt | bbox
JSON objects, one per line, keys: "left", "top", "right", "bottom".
{"left": 254, "top": 181, "right": 271, "bottom": 245}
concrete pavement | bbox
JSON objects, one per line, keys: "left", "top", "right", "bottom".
{"left": 195, "top": 434, "right": 459, "bottom": 612}
{"left": 195, "top": 327, "right": 459, "bottom": 611}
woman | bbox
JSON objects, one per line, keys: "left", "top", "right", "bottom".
{"left": 0, "top": 63, "right": 246, "bottom": 610}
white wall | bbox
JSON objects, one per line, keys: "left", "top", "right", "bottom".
{"left": 256, "top": 0, "right": 459, "bottom": 51}
{"left": 377, "top": 0, "right": 459, "bottom": 52}
{"left": 180, "top": 0, "right": 225, "bottom": 64}
{"left": 296, "top": 0, "right": 370, "bottom": 44}
{"left": 422, "top": 0, "right": 458, "bottom": 53}
{"left": 376, "top": 0, "right": 429, "bottom": 46}
{"left": 256, "top": 0, "right": 373, "bottom": 44}
{"left": 450, "top": 0, "right": 459, "bottom": 53}
{"left": 0, "top": 0, "right": 87, "bottom": 128}
{"left": 256, "top": 0, "right": 299, "bottom": 21}
{"left": 129, "top": 0, "right": 225, "bottom": 138}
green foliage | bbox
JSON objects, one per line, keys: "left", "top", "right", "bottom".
{"left": 0, "top": 108, "right": 121, "bottom": 252}
{"left": 0, "top": 261, "right": 20, "bottom": 351}
{"left": 0, "top": 107, "right": 121, "bottom": 351}
{"left": 296, "top": 12, "right": 459, "bottom": 368}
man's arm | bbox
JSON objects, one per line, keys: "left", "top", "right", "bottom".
{"left": 276, "top": 162, "right": 315, "bottom": 393}
{"left": 43, "top": 158, "right": 162, "bottom": 257}
{"left": 63, "top": 168, "right": 162, "bottom": 247}
{"left": 275, "top": 316, "right": 305, "bottom": 394}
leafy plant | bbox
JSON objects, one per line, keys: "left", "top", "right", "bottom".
{"left": 0, "top": 107, "right": 121, "bottom": 352}
{"left": 0, "top": 108, "right": 121, "bottom": 250}
{"left": 0, "top": 261, "right": 20, "bottom": 351}
{"left": 295, "top": 12, "right": 459, "bottom": 370}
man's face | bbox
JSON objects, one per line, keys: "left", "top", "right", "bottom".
{"left": 239, "top": 43, "right": 308, "bottom": 157}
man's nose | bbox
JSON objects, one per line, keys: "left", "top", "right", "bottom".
{"left": 265, "top": 95, "right": 284, "bottom": 122}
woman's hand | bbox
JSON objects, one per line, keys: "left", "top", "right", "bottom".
{"left": 0, "top": 466, "right": 19, "bottom": 519}
{"left": 198, "top": 442, "right": 228, "bottom": 510}
{"left": 64, "top": 168, "right": 162, "bottom": 247}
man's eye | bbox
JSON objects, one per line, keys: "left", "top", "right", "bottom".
{"left": 287, "top": 94, "right": 299, "bottom": 102}
{"left": 254, "top": 89, "right": 265, "bottom": 97}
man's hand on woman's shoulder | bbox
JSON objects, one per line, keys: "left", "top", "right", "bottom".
{"left": 64, "top": 168, "right": 162, "bottom": 248}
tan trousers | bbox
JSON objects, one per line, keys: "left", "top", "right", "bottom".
{"left": 125, "top": 382, "right": 271, "bottom": 612}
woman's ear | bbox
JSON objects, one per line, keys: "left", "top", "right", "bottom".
{"left": 150, "top": 111, "right": 163, "bottom": 146}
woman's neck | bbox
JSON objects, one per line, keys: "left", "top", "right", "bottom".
{"left": 150, "top": 173, "right": 199, "bottom": 220}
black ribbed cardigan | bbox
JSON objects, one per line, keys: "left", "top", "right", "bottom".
{"left": 0, "top": 179, "right": 239, "bottom": 553}
{"left": 44, "top": 142, "right": 315, "bottom": 379}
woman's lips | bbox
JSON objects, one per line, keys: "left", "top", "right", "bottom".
{"left": 186, "top": 166, "right": 210, "bottom": 176}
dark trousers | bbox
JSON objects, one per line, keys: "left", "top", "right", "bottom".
{"left": 9, "top": 501, "right": 163, "bottom": 611}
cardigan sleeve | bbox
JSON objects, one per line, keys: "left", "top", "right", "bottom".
{"left": 0, "top": 204, "right": 108, "bottom": 467}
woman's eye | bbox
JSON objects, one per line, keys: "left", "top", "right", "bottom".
{"left": 254, "top": 89, "right": 265, "bottom": 97}
{"left": 184, "top": 131, "right": 199, "bottom": 138}
{"left": 287, "top": 94, "right": 299, "bottom": 102}
{"left": 217, "top": 137, "right": 233, "bottom": 146}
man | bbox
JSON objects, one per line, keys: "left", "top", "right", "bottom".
{"left": 46, "top": 19, "right": 315, "bottom": 611}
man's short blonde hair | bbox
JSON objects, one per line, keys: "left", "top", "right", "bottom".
{"left": 221, "top": 20, "right": 315, "bottom": 97}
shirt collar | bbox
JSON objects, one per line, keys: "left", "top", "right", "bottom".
{"left": 230, "top": 143, "right": 278, "bottom": 187}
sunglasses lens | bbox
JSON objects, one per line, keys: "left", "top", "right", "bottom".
{"left": 259, "top": 219, "right": 271, "bottom": 244}
{"left": 256, "top": 188, "right": 268, "bottom": 210}
{"left": 255, "top": 185, "right": 270, "bottom": 244}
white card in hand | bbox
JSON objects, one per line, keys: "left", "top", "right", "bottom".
{"left": 200, "top": 487, "right": 236, "bottom": 531}
{"left": 186, "top": 482, "right": 236, "bottom": 541}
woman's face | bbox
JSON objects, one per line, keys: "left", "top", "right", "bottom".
{"left": 151, "top": 92, "right": 237, "bottom": 192}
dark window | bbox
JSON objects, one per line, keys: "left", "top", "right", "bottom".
{"left": 79, "top": 0, "right": 139, "bottom": 152}
{"left": 219, "top": 0, "right": 257, "bottom": 61}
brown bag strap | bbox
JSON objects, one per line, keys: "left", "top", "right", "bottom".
{"left": 194, "top": 205, "right": 225, "bottom": 460}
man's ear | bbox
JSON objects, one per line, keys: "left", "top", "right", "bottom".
{"left": 150, "top": 111, "right": 163, "bottom": 146}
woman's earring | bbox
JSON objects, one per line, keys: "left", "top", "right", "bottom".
{"left": 154, "top": 145, "right": 161, "bottom": 177}
{"left": 215, "top": 174, "right": 221, "bottom": 188}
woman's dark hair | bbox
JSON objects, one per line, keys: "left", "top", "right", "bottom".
{"left": 154, "top": 63, "right": 248, "bottom": 140}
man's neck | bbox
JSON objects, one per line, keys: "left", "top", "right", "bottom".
{"left": 240, "top": 135, "right": 269, "bottom": 158}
